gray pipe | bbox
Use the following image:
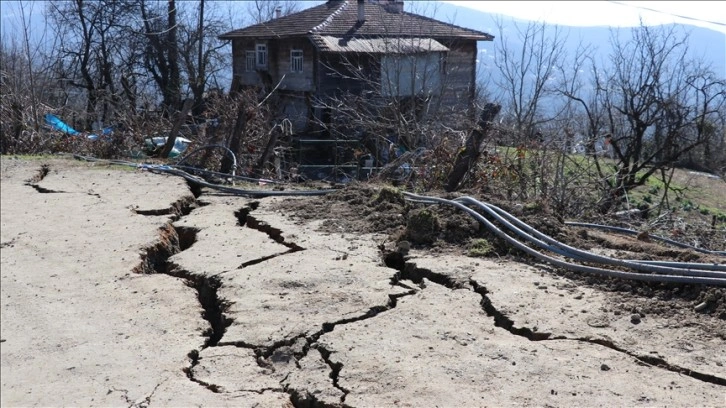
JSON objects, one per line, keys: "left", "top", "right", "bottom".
{"left": 565, "top": 221, "right": 726, "bottom": 256}
{"left": 403, "top": 192, "right": 726, "bottom": 286}
{"left": 454, "top": 197, "right": 726, "bottom": 277}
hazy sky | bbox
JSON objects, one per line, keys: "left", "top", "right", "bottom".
{"left": 2, "top": 1, "right": 724, "bottom": 37}
{"left": 443, "top": 1, "right": 726, "bottom": 35}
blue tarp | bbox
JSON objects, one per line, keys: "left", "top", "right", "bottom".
{"left": 44, "top": 113, "right": 79, "bottom": 136}
{"left": 45, "top": 113, "right": 114, "bottom": 140}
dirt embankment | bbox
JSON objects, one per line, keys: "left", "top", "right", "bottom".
{"left": 275, "top": 182, "right": 726, "bottom": 321}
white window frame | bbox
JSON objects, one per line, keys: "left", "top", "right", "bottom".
{"left": 256, "top": 43, "right": 267, "bottom": 68}
{"left": 245, "top": 50, "right": 256, "bottom": 72}
{"left": 290, "top": 49, "right": 303, "bottom": 73}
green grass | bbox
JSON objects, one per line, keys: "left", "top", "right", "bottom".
{"left": 468, "top": 238, "right": 494, "bottom": 257}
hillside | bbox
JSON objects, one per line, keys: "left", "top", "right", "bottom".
{"left": 429, "top": 2, "right": 726, "bottom": 80}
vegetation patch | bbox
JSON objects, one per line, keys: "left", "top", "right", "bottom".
{"left": 468, "top": 238, "right": 494, "bottom": 258}
{"left": 371, "top": 185, "right": 405, "bottom": 206}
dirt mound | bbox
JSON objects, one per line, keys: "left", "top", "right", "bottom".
{"left": 276, "top": 183, "right": 491, "bottom": 252}
{"left": 275, "top": 183, "right": 726, "bottom": 320}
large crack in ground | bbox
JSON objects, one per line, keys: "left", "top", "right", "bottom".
{"left": 132, "top": 195, "right": 396, "bottom": 405}
{"left": 133, "top": 196, "right": 206, "bottom": 220}
{"left": 382, "top": 251, "right": 726, "bottom": 388}
{"left": 25, "top": 164, "right": 65, "bottom": 193}
{"left": 378, "top": 245, "right": 726, "bottom": 388}
{"left": 134, "top": 222, "right": 239, "bottom": 393}
{"left": 131, "top": 191, "right": 393, "bottom": 405}
{"left": 14, "top": 163, "right": 725, "bottom": 404}
{"left": 226, "top": 202, "right": 307, "bottom": 271}
{"left": 133, "top": 191, "right": 725, "bottom": 405}
{"left": 235, "top": 202, "right": 303, "bottom": 250}
{"left": 133, "top": 222, "right": 233, "bottom": 348}
{"left": 554, "top": 336, "right": 726, "bottom": 386}
{"left": 29, "top": 164, "right": 50, "bottom": 183}
{"left": 183, "top": 349, "right": 223, "bottom": 394}
{"left": 22, "top": 164, "right": 102, "bottom": 197}
{"left": 134, "top": 222, "right": 235, "bottom": 392}
{"left": 132, "top": 187, "right": 236, "bottom": 395}
{"left": 468, "top": 279, "right": 726, "bottom": 387}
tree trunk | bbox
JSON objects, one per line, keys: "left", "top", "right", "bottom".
{"left": 160, "top": 98, "right": 193, "bottom": 158}
{"left": 165, "top": 0, "right": 181, "bottom": 112}
{"left": 198, "top": 123, "right": 220, "bottom": 169}
{"left": 444, "top": 103, "right": 501, "bottom": 192}
{"left": 192, "top": 0, "right": 206, "bottom": 117}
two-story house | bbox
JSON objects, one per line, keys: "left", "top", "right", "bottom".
{"left": 220, "top": 0, "right": 493, "bottom": 137}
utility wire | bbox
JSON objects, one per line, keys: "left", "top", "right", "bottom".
{"left": 608, "top": 1, "right": 726, "bottom": 28}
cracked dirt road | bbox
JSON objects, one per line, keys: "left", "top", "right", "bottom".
{"left": 1, "top": 157, "right": 724, "bottom": 407}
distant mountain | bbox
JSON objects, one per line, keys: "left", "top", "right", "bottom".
{"left": 430, "top": 2, "right": 726, "bottom": 81}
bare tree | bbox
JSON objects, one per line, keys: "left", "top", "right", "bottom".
{"left": 581, "top": 23, "right": 725, "bottom": 213}
{"left": 17, "top": 2, "right": 44, "bottom": 131}
{"left": 138, "top": 0, "right": 182, "bottom": 114}
{"left": 681, "top": 69, "right": 726, "bottom": 172}
{"left": 48, "top": 0, "right": 136, "bottom": 128}
{"left": 176, "top": 0, "right": 230, "bottom": 117}
{"left": 556, "top": 42, "right": 611, "bottom": 156}
{"left": 1, "top": 37, "right": 32, "bottom": 153}
{"left": 1, "top": 0, "right": 80, "bottom": 152}
{"left": 491, "top": 18, "right": 568, "bottom": 141}
{"left": 246, "top": 0, "right": 300, "bottom": 24}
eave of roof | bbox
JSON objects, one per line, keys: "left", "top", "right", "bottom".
{"left": 313, "top": 36, "right": 450, "bottom": 53}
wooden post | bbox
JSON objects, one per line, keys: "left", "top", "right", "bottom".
{"left": 444, "top": 103, "right": 501, "bottom": 192}
{"left": 160, "top": 98, "right": 193, "bottom": 158}
{"left": 198, "top": 121, "right": 219, "bottom": 169}
{"left": 253, "top": 125, "right": 280, "bottom": 178}
{"left": 220, "top": 104, "right": 247, "bottom": 175}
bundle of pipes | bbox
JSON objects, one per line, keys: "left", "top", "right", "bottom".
{"left": 74, "top": 154, "right": 726, "bottom": 286}
{"left": 403, "top": 192, "right": 726, "bottom": 287}
{"left": 564, "top": 221, "right": 726, "bottom": 256}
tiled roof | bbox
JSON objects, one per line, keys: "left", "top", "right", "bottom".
{"left": 219, "top": 1, "right": 493, "bottom": 41}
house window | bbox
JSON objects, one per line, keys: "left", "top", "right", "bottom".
{"left": 381, "top": 52, "right": 443, "bottom": 97}
{"left": 256, "top": 43, "right": 267, "bottom": 68}
{"left": 290, "top": 49, "right": 303, "bottom": 73}
{"left": 245, "top": 51, "right": 256, "bottom": 72}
